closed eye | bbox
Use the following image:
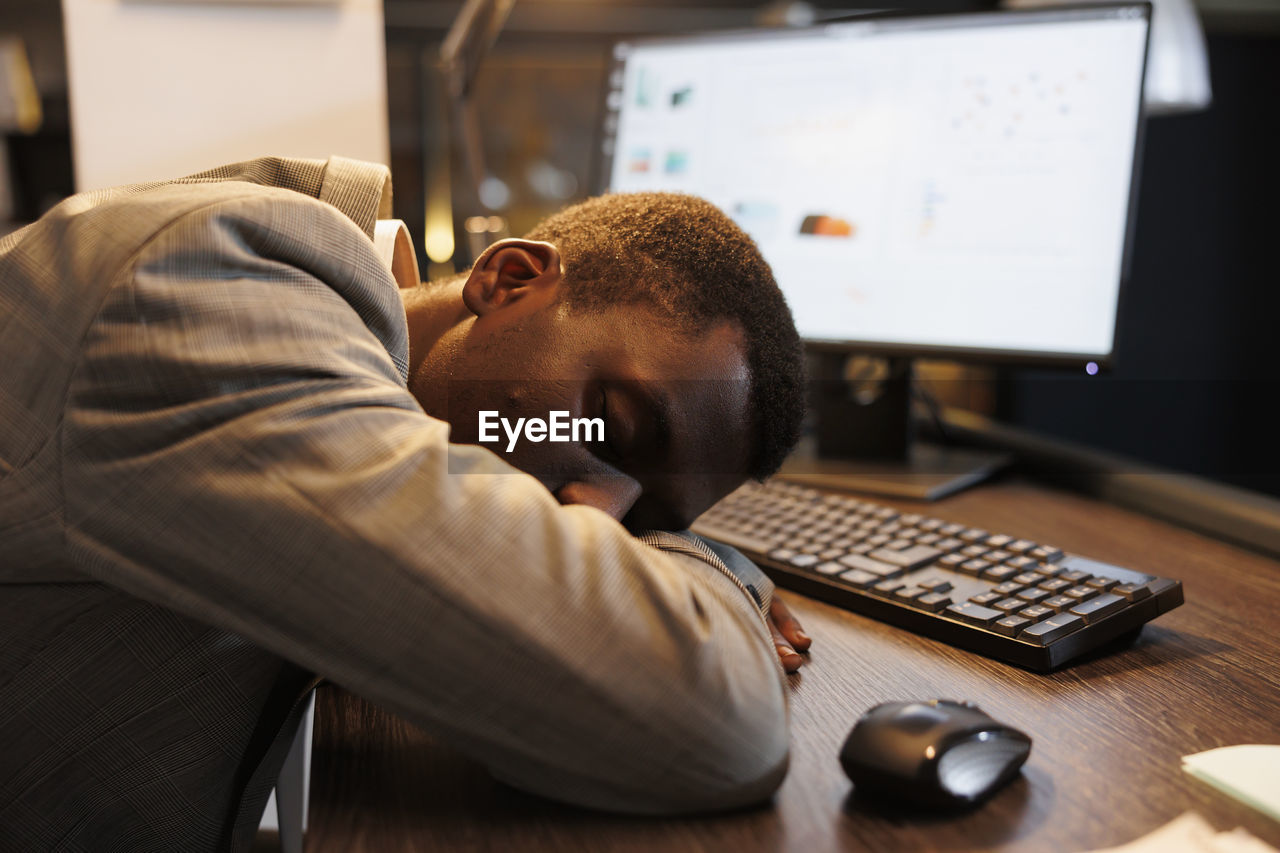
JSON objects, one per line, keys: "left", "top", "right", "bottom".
{"left": 595, "top": 386, "right": 622, "bottom": 462}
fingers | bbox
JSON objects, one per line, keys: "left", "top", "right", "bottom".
{"left": 770, "top": 598, "right": 811, "bottom": 653}
{"left": 770, "top": 617, "right": 805, "bottom": 673}
{"left": 768, "top": 598, "right": 810, "bottom": 673}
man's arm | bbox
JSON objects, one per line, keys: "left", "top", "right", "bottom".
{"left": 61, "top": 192, "right": 788, "bottom": 814}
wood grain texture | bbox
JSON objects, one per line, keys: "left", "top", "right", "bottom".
{"left": 304, "top": 478, "right": 1280, "bottom": 852}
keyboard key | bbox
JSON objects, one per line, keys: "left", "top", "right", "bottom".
{"left": 1019, "top": 604, "right": 1053, "bottom": 621}
{"left": 1038, "top": 578, "right": 1072, "bottom": 593}
{"left": 1059, "top": 570, "right": 1092, "bottom": 584}
{"left": 985, "top": 550, "right": 1013, "bottom": 564}
{"left": 1021, "top": 612, "right": 1085, "bottom": 645}
{"left": 961, "top": 544, "right": 990, "bottom": 558}
{"left": 899, "top": 513, "right": 923, "bottom": 525}
{"left": 852, "top": 543, "right": 876, "bottom": 554}
{"left": 1064, "top": 585, "right": 1097, "bottom": 602}
{"left": 868, "top": 545, "right": 943, "bottom": 570}
{"left": 691, "top": 525, "right": 779, "bottom": 554}
{"left": 915, "top": 592, "right": 952, "bottom": 612}
{"left": 960, "top": 528, "right": 990, "bottom": 543}
{"left": 1085, "top": 576, "right": 1119, "bottom": 592}
{"left": 838, "top": 568, "right": 879, "bottom": 587}
{"left": 981, "top": 565, "right": 1019, "bottom": 582}
{"left": 838, "top": 553, "right": 901, "bottom": 578}
{"left": 1005, "top": 555, "right": 1037, "bottom": 570}
{"left": 894, "top": 586, "right": 927, "bottom": 603}
{"left": 872, "top": 579, "right": 905, "bottom": 598}
{"left": 814, "top": 561, "right": 845, "bottom": 576}
{"left": 866, "top": 534, "right": 892, "bottom": 547}
{"left": 1007, "top": 539, "right": 1037, "bottom": 554}
{"left": 769, "top": 548, "right": 796, "bottom": 561}
{"left": 945, "top": 601, "right": 1003, "bottom": 627}
{"left": 936, "top": 537, "right": 965, "bottom": 552}
{"left": 939, "top": 523, "right": 965, "bottom": 536}
{"left": 970, "top": 591, "right": 1003, "bottom": 606}
{"left": 1113, "top": 582, "right": 1153, "bottom": 601}
{"left": 1033, "top": 563, "right": 1065, "bottom": 578}
{"left": 1016, "top": 587, "right": 1050, "bottom": 603}
{"left": 994, "top": 615, "right": 1032, "bottom": 637}
{"left": 1012, "top": 572, "right": 1043, "bottom": 586}
{"left": 788, "top": 553, "right": 819, "bottom": 568}
{"left": 917, "top": 578, "right": 953, "bottom": 593}
{"left": 985, "top": 534, "right": 1014, "bottom": 549}
{"left": 818, "top": 548, "right": 845, "bottom": 561}
{"left": 916, "top": 532, "right": 942, "bottom": 545}
{"left": 919, "top": 518, "right": 944, "bottom": 531}
{"left": 993, "top": 581, "right": 1025, "bottom": 596}
{"left": 1069, "top": 593, "right": 1127, "bottom": 624}
{"left": 1042, "top": 595, "right": 1076, "bottom": 613}
{"left": 939, "top": 553, "right": 967, "bottom": 569}
{"left": 959, "top": 559, "right": 990, "bottom": 576}
{"left": 1030, "top": 545, "right": 1065, "bottom": 563}
{"left": 993, "top": 597, "right": 1025, "bottom": 613}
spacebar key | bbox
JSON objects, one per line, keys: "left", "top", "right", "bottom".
{"left": 868, "top": 545, "right": 943, "bottom": 570}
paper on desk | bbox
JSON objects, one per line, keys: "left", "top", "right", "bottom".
{"left": 1086, "top": 812, "right": 1276, "bottom": 853}
{"left": 1183, "top": 745, "right": 1280, "bottom": 823}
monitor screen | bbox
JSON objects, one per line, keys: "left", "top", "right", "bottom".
{"left": 601, "top": 5, "right": 1150, "bottom": 363}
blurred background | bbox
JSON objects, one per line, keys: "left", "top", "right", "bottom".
{"left": 1, "top": 0, "right": 1276, "bottom": 499}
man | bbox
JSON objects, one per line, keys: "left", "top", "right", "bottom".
{"left": 0, "top": 156, "right": 808, "bottom": 850}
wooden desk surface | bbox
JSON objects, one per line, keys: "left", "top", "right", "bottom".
{"left": 304, "top": 478, "right": 1280, "bottom": 852}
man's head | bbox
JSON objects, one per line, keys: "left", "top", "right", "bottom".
{"left": 405, "top": 192, "right": 805, "bottom": 529}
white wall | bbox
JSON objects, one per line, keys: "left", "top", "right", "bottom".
{"left": 62, "top": 0, "right": 388, "bottom": 190}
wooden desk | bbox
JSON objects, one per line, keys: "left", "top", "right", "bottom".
{"left": 303, "top": 479, "right": 1280, "bottom": 852}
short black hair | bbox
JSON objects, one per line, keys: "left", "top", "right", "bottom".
{"left": 525, "top": 192, "right": 805, "bottom": 480}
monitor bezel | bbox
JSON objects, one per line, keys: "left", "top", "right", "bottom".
{"left": 595, "top": 2, "right": 1153, "bottom": 370}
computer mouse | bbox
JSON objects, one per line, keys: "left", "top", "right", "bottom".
{"left": 840, "top": 699, "right": 1032, "bottom": 809}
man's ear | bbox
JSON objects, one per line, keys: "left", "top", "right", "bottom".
{"left": 462, "top": 239, "right": 563, "bottom": 317}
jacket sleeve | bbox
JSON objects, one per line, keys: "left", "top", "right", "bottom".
{"left": 60, "top": 191, "right": 789, "bottom": 815}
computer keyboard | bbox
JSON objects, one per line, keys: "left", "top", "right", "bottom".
{"left": 691, "top": 480, "right": 1184, "bottom": 671}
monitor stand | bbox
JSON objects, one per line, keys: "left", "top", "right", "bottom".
{"left": 778, "top": 354, "right": 1010, "bottom": 501}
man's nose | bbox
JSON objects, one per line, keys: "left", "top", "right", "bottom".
{"left": 553, "top": 478, "right": 642, "bottom": 521}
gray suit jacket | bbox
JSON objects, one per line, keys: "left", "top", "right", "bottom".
{"left": 0, "top": 157, "right": 788, "bottom": 851}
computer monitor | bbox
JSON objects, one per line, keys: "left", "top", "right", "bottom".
{"left": 599, "top": 4, "right": 1152, "bottom": 498}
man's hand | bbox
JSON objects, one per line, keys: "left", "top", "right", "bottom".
{"left": 769, "top": 597, "right": 811, "bottom": 673}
